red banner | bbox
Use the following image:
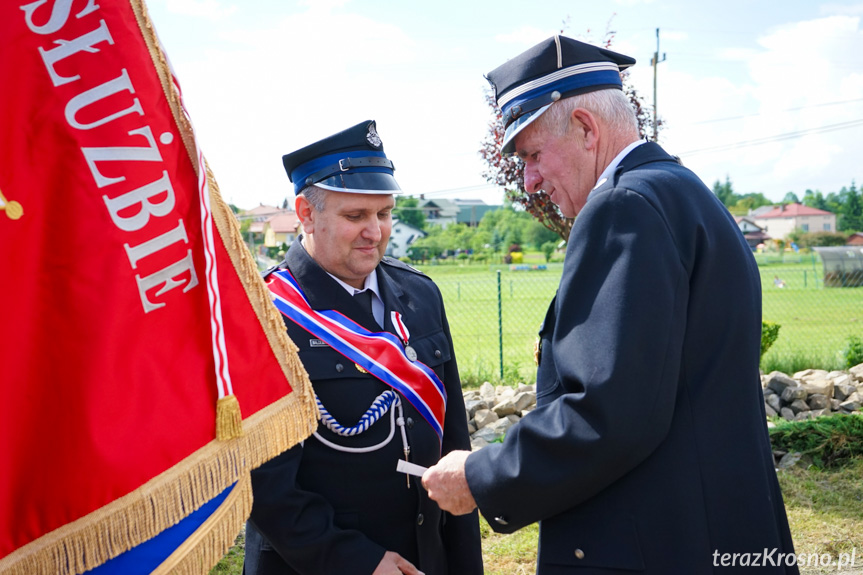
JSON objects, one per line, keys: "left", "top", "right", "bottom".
{"left": 0, "top": 1, "right": 317, "bottom": 573}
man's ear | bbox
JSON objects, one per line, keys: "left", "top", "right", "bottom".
{"left": 295, "top": 195, "right": 315, "bottom": 234}
{"left": 570, "top": 108, "right": 601, "bottom": 151}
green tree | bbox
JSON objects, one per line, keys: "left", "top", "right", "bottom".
{"left": 393, "top": 195, "right": 426, "bottom": 230}
{"left": 795, "top": 231, "right": 849, "bottom": 249}
{"left": 712, "top": 176, "right": 736, "bottom": 208}
{"left": 525, "top": 218, "right": 560, "bottom": 250}
{"left": 802, "top": 189, "right": 829, "bottom": 211}
{"left": 541, "top": 241, "right": 557, "bottom": 262}
{"left": 782, "top": 191, "right": 800, "bottom": 204}
{"left": 735, "top": 192, "right": 771, "bottom": 213}
{"left": 838, "top": 182, "right": 862, "bottom": 232}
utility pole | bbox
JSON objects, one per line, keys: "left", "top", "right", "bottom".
{"left": 650, "top": 28, "right": 666, "bottom": 142}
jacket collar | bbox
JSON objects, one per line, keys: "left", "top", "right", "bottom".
{"left": 613, "top": 141, "right": 679, "bottom": 181}
{"left": 588, "top": 141, "right": 679, "bottom": 197}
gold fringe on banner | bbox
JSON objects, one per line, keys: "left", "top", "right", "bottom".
{"left": 151, "top": 474, "right": 252, "bottom": 575}
{"left": 216, "top": 394, "right": 244, "bottom": 441}
{"left": 0, "top": 388, "right": 317, "bottom": 575}
{"left": 0, "top": 1, "right": 319, "bottom": 573}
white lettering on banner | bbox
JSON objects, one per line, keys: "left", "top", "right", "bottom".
{"left": 20, "top": 1, "right": 200, "bottom": 313}
{"left": 103, "top": 171, "right": 176, "bottom": 232}
{"left": 39, "top": 19, "right": 115, "bottom": 87}
{"left": 83, "top": 126, "right": 163, "bottom": 188}
{"left": 65, "top": 69, "right": 144, "bottom": 130}
{"left": 136, "top": 251, "right": 199, "bottom": 313}
{"left": 124, "top": 220, "right": 189, "bottom": 268}
{"left": 20, "top": 0, "right": 99, "bottom": 35}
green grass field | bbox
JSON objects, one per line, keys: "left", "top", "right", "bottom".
{"left": 417, "top": 253, "right": 862, "bottom": 383}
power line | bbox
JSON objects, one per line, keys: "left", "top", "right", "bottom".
{"left": 680, "top": 118, "right": 863, "bottom": 156}
{"left": 693, "top": 98, "right": 863, "bottom": 125}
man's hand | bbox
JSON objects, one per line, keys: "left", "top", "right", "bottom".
{"left": 421, "top": 450, "right": 477, "bottom": 515}
{"left": 372, "top": 551, "right": 423, "bottom": 575}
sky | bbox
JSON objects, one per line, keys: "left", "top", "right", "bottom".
{"left": 144, "top": 0, "right": 863, "bottom": 210}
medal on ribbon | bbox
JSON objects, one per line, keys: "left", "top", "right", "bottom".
{"left": 391, "top": 311, "right": 417, "bottom": 361}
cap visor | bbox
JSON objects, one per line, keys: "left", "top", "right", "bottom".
{"left": 313, "top": 171, "right": 401, "bottom": 195}
{"left": 501, "top": 104, "right": 551, "bottom": 156}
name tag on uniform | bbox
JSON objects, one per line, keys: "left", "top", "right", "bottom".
{"left": 309, "top": 339, "right": 329, "bottom": 348}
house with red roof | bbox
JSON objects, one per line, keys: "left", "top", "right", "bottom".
{"left": 733, "top": 216, "right": 770, "bottom": 249}
{"left": 752, "top": 203, "right": 836, "bottom": 240}
{"left": 263, "top": 211, "right": 300, "bottom": 247}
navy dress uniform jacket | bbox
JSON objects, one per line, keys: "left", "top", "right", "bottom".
{"left": 244, "top": 239, "right": 483, "bottom": 575}
{"left": 465, "top": 142, "right": 797, "bottom": 574}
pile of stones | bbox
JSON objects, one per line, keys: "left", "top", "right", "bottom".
{"left": 461, "top": 364, "right": 863, "bottom": 450}
{"left": 762, "top": 364, "right": 863, "bottom": 422}
{"left": 463, "top": 382, "right": 536, "bottom": 451}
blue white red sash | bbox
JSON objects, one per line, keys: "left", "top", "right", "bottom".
{"left": 266, "top": 269, "right": 446, "bottom": 444}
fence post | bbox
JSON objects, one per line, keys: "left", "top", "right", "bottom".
{"left": 497, "top": 269, "right": 503, "bottom": 380}
{"left": 804, "top": 270, "right": 807, "bottom": 288}
{"left": 811, "top": 253, "right": 819, "bottom": 287}
{"left": 457, "top": 282, "right": 461, "bottom": 301}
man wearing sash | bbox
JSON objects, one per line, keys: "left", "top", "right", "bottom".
{"left": 244, "top": 120, "right": 482, "bottom": 575}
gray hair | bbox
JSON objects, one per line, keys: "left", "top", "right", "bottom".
{"left": 300, "top": 185, "right": 328, "bottom": 212}
{"left": 535, "top": 88, "right": 639, "bottom": 140}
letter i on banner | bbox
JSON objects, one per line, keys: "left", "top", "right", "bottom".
{"left": 0, "top": 1, "right": 317, "bottom": 574}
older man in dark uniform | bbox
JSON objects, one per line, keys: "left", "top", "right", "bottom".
{"left": 244, "top": 121, "right": 482, "bottom": 575}
{"left": 423, "top": 37, "right": 799, "bottom": 573}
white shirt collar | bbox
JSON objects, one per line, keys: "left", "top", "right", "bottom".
{"left": 587, "top": 139, "right": 646, "bottom": 202}
{"left": 327, "top": 267, "right": 380, "bottom": 299}
{"left": 330, "top": 270, "right": 383, "bottom": 327}
{"left": 299, "top": 235, "right": 384, "bottom": 326}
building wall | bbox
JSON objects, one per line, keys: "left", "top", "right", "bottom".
{"left": 754, "top": 214, "right": 836, "bottom": 240}
{"left": 754, "top": 217, "right": 796, "bottom": 240}
{"left": 387, "top": 222, "right": 424, "bottom": 258}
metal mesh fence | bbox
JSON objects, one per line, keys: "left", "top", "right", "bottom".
{"left": 425, "top": 257, "right": 863, "bottom": 384}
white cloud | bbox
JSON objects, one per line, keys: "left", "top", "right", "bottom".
{"left": 646, "top": 14, "right": 863, "bottom": 199}
{"left": 820, "top": 2, "right": 863, "bottom": 16}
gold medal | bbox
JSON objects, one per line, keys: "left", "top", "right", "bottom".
{"left": 355, "top": 363, "right": 368, "bottom": 374}
{"left": 534, "top": 336, "right": 542, "bottom": 366}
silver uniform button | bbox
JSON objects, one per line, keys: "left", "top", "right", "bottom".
{"left": 335, "top": 363, "right": 344, "bottom": 372}
{"left": 574, "top": 548, "right": 585, "bottom": 560}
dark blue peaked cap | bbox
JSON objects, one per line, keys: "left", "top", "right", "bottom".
{"left": 282, "top": 120, "right": 401, "bottom": 195}
{"left": 486, "top": 35, "right": 635, "bottom": 155}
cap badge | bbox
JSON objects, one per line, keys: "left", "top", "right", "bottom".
{"left": 367, "top": 124, "right": 382, "bottom": 148}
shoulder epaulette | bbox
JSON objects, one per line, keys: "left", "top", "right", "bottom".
{"left": 380, "top": 256, "right": 426, "bottom": 277}
{"left": 261, "top": 264, "right": 282, "bottom": 280}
